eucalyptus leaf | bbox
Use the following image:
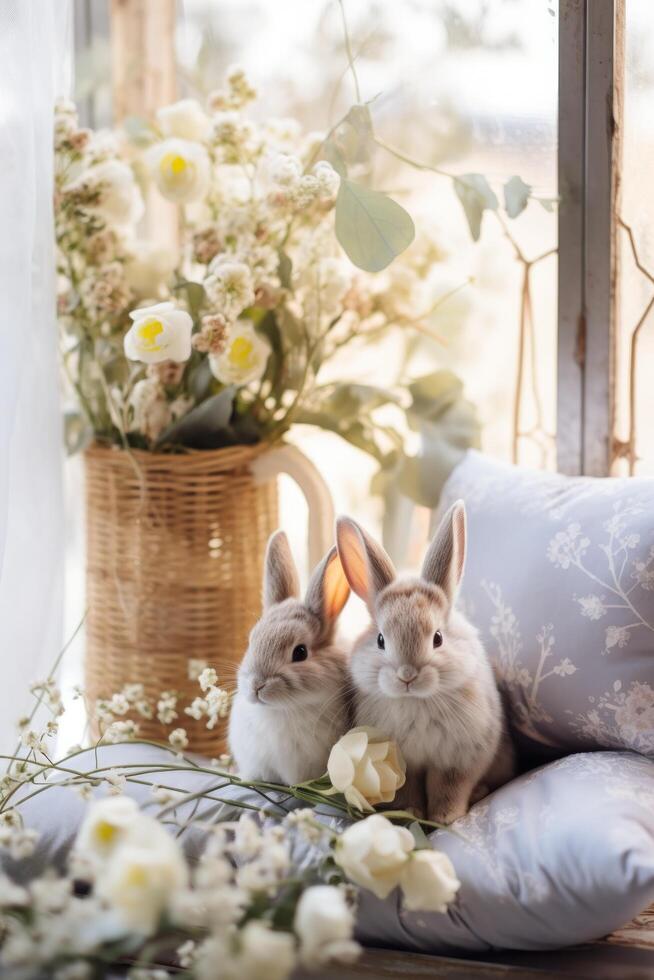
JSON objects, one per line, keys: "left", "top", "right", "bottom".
{"left": 257, "top": 312, "right": 284, "bottom": 399}
{"left": 64, "top": 412, "right": 92, "bottom": 456}
{"left": 503, "top": 175, "right": 532, "bottom": 219}
{"left": 156, "top": 386, "right": 236, "bottom": 449}
{"left": 188, "top": 355, "right": 214, "bottom": 402}
{"left": 123, "top": 116, "right": 158, "bottom": 147}
{"left": 536, "top": 196, "right": 558, "bottom": 213}
{"left": 322, "top": 139, "right": 348, "bottom": 178}
{"left": 408, "top": 820, "right": 432, "bottom": 851}
{"left": 399, "top": 396, "right": 481, "bottom": 508}
{"left": 172, "top": 281, "right": 206, "bottom": 320}
{"left": 335, "top": 179, "right": 415, "bottom": 273}
{"left": 453, "top": 173, "right": 498, "bottom": 241}
{"left": 408, "top": 370, "right": 464, "bottom": 418}
{"left": 277, "top": 250, "right": 293, "bottom": 290}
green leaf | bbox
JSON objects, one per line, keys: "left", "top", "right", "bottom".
{"left": 335, "top": 179, "right": 415, "bottom": 273}
{"left": 123, "top": 116, "right": 158, "bottom": 147}
{"left": 503, "top": 175, "right": 532, "bottom": 219}
{"left": 453, "top": 174, "right": 498, "bottom": 241}
{"left": 399, "top": 396, "right": 481, "bottom": 508}
{"left": 408, "top": 820, "right": 432, "bottom": 851}
{"left": 172, "top": 280, "right": 206, "bottom": 320}
{"left": 536, "top": 196, "right": 558, "bottom": 213}
{"left": 156, "top": 387, "right": 236, "bottom": 449}
{"left": 277, "top": 250, "right": 293, "bottom": 290}
{"left": 322, "top": 139, "right": 348, "bottom": 178}
{"left": 64, "top": 412, "right": 92, "bottom": 456}
{"left": 256, "top": 312, "right": 285, "bottom": 399}
{"left": 408, "top": 370, "right": 464, "bottom": 418}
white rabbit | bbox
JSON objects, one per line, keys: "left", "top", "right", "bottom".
{"left": 336, "top": 501, "right": 515, "bottom": 823}
{"left": 229, "top": 530, "right": 351, "bottom": 785}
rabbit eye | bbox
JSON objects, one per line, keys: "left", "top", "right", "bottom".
{"left": 292, "top": 644, "right": 308, "bottom": 663}
{"left": 377, "top": 633, "right": 385, "bottom": 651}
{"left": 433, "top": 630, "right": 443, "bottom": 649}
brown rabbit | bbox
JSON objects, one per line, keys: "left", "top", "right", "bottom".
{"left": 336, "top": 501, "right": 514, "bottom": 823}
{"left": 229, "top": 530, "right": 351, "bottom": 785}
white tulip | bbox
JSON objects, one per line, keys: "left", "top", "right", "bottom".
{"left": 157, "top": 99, "right": 210, "bottom": 142}
{"left": 327, "top": 727, "right": 406, "bottom": 812}
{"left": 147, "top": 138, "right": 210, "bottom": 204}
{"left": 209, "top": 320, "right": 270, "bottom": 385}
{"left": 125, "top": 242, "right": 177, "bottom": 299}
{"left": 334, "top": 814, "right": 414, "bottom": 900}
{"left": 294, "top": 885, "right": 360, "bottom": 967}
{"left": 124, "top": 301, "right": 192, "bottom": 364}
{"left": 96, "top": 841, "right": 188, "bottom": 935}
{"left": 400, "top": 849, "right": 461, "bottom": 913}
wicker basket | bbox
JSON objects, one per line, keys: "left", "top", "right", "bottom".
{"left": 84, "top": 442, "right": 279, "bottom": 755}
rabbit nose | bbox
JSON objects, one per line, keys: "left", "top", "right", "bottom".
{"left": 397, "top": 665, "right": 418, "bottom": 684}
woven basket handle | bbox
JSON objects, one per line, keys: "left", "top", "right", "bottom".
{"left": 250, "top": 445, "right": 334, "bottom": 568}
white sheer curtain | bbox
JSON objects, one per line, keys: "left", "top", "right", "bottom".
{"left": 0, "top": 3, "right": 71, "bottom": 750}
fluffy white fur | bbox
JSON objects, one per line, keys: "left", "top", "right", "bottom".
{"left": 229, "top": 532, "right": 351, "bottom": 785}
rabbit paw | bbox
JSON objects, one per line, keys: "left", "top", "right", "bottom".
{"left": 429, "top": 802, "right": 469, "bottom": 826}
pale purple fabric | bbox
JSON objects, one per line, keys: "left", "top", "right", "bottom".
{"left": 5, "top": 744, "right": 654, "bottom": 953}
{"left": 440, "top": 450, "right": 654, "bottom": 759}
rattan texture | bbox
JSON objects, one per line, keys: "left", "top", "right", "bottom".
{"left": 84, "top": 442, "right": 278, "bottom": 754}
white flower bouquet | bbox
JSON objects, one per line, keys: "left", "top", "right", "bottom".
{"left": 54, "top": 68, "right": 475, "bottom": 477}
{"left": 0, "top": 662, "right": 461, "bottom": 979}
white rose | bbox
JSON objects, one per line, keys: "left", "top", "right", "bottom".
{"left": 125, "top": 242, "right": 177, "bottom": 299}
{"left": 75, "top": 797, "right": 144, "bottom": 861}
{"left": 294, "top": 885, "right": 360, "bottom": 967}
{"left": 157, "top": 99, "right": 210, "bottom": 141}
{"left": 209, "top": 320, "right": 270, "bottom": 385}
{"left": 73, "top": 159, "right": 144, "bottom": 227}
{"left": 334, "top": 814, "right": 414, "bottom": 900}
{"left": 124, "top": 301, "right": 192, "bottom": 364}
{"left": 96, "top": 841, "right": 188, "bottom": 935}
{"left": 327, "top": 727, "right": 406, "bottom": 812}
{"left": 400, "top": 849, "right": 460, "bottom": 913}
{"left": 235, "top": 921, "right": 296, "bottom": 980}
{"left": 147, "top": 138, "right": 210, "bottom": 204}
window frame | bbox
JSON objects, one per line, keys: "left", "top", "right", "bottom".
{"left": 557, "top": 0, "right": 624, "bottom": 476}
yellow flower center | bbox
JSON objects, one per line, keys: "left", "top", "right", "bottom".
{"left": 160, "top": 153, "right": 189, "bottom": 180}
{"left": 228, "top": 336, "right": 254, "bottom": 368}
{"left": 95, "top": 820, "right": 118, "bottom": 846}
{"left": 137, "top": 318, "right": 164, "bottom": 352}
{"left": 124, "top": 865, "right": 148, "bottom": 887}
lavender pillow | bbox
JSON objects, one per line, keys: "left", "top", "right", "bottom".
{"left": 439, "top": 450, "right": 654, "bottom": 758}
{"left": 7, "top": 745, "right": 654, "bottom": 953}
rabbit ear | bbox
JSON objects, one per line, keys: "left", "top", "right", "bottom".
{"left": 336, "top": 516, "right": 396, "bottom": 613}
{"left": 264, "top": 530, "right": 300, "bottom": 608}
{"left": 305, "top": 547, "right": 350, "bottom": 636}
{"left": 421, "top": 500, "right": 466, "bottom": 605}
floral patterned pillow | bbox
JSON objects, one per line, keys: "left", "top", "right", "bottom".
{"left": 439, "top": 450, "right": 654, "bottom": 759}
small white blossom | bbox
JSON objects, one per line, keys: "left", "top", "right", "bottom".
{"left": 157, "top": 691, "right": 178, "bottom": 725}
{"left": 188, "top": 659, "right": 208, "bottom": 680}
{"left": 169, "top": 728, "right": 189, "bottom": 752}
{"left": 198, "top": 667, "right": 218, "bottom": 691}
{"left": 204, "top": 260, "right": 255, "bottom": 320}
